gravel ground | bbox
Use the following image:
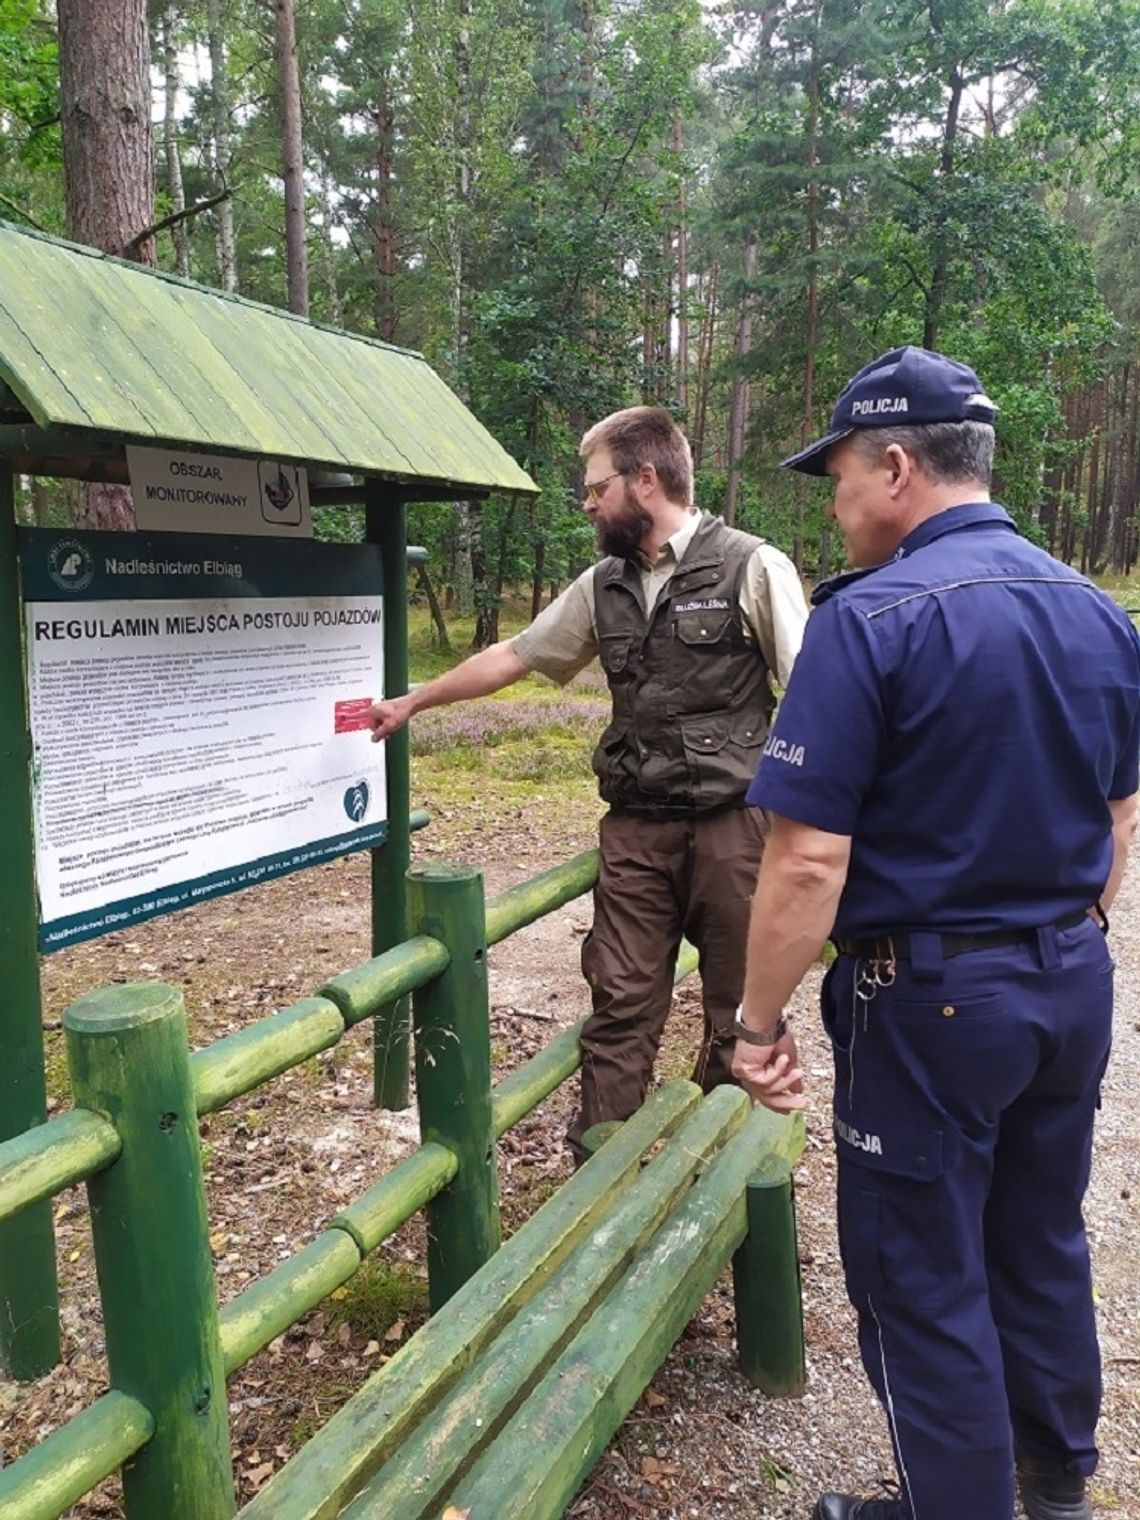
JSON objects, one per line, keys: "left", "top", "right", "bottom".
{"left": 565, "top": 861, "right": 1140, "bottom": 1519}
{"left": 1, "top": 791, "right": 1137, "bottom": 1518}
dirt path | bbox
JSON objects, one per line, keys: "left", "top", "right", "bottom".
{"left": 2, "top": 791, "right": 1137, "bottom": 1518}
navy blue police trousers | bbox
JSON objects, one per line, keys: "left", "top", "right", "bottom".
{"left": 824, "top": 918, "right": 1112, "bottom": 1520}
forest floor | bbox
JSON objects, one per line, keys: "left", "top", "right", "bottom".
{"left": 2, "top": 613, "right": 1138, "bottom": 1520}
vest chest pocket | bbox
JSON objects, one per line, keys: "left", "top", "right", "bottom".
{"left": 673, "top": 610, "right": 733, "bottom": 645}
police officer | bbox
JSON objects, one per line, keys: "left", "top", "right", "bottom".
{"left": 730, "top": 347, "right": 1140, "bottom": 1520}
{"left": 367, "top": 406, "right": 807, "bottom": 1161}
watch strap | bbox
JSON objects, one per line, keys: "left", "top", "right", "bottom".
{"left": 732, "top": 1007, "right": 788, "bottom": 1046}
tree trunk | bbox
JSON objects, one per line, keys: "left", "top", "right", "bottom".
{"left": 31, "top": 479, "right": 51, "bottom": 527}
{"left": 58, "top": 0, "right": 155, "bottom": 264}
{"left": 1082, "top": 389, "right": 1102, "bottom": 575}
{"left": 453, "top": 0, "right": 488, "bottom": 639}
{"left": 58, "top": 0, "right": 154, "bottom": 530}
{"left": 275, "top": 0, "right": 309, "bottom": 317}
{"left": 452, "top": 502, "right": 475, "bottom": 616}
{"left": 470, "top": 500, "right": 497, "bottom": 648}
{"left": 660, "top": 227, "right": 672, "bottom": 400}
{"left": 1061, "top": 387, "right": 1085, "bottom": 564}
{"left": 1123, "top": 364, "right": 1140, "bottom": 573}
{"left": 1097, "top": 373, "right": 1121, "bottom": 574}
{"left": 451, "top": 0, "right": 471, "bottom": 378}
{"left": 317, "top": 167, "right": 343, "bottom": 326}
{"left": 417, "top": 563, "right": 451, "bottom": 651}
{"left": 673, "top": 116, "right": 688, "bottom": 415}
{"left": 490, "top": 493, "right": 520, "bottom": 645}
{"left": 818, "top": 522, "right": 832, "bottom": 579}
{"left": 161, "top": 2, "right": 190, "bottom": 277}
{"left": 373, "top": 83, "right": 397, "bottom": 343}
{"left": 922, "top": 54, "right": 964, "bottom": 352}
{"left": 207, "top": 0, "right": 238, "bottom": 292}
{"left": 531, "top": 533, "right": 546, "bottom": 621}
{"left": 642, "top": 275, "right": 656, "bottom": 401}
{"left": 793, "top": 2, "right": 822, "bottom": 574}
{"left": 575, "top": 0, "right": 598, "bottom": 351}
{"left": 724, "top": 231, "right": 758, "bottom": 528}
{"left": 692, "top": 262, "right": 719, "bottom": 472}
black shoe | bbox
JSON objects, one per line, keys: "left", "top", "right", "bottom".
{"left": 1017, "top": 1457, "right": 1091, "bottom": 1520}
{"left": 811, "top": 1494, "right": 907, "bottom": 1520}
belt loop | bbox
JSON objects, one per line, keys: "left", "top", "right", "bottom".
{"left": 909, "top": 930, "right": 944, "bottom": 983}
{"left": 1036, "top": 923, "right": 1060, "bottom": 970}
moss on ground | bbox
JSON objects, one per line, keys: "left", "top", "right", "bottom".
{"left": 327, "top": 1255, "right": 429, "bottom": 1341}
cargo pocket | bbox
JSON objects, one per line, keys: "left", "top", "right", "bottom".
{"left": 834, "top": 1116, "right": 959, "bottom": 1312}
{"left": 680, "top": 717, "right": 728, "bottom": 791}
{"left": 731, "top": 715, "right": 766, "bottom": 752}
{"left": 598, "top": 635, "right": 632, "bottom": 678}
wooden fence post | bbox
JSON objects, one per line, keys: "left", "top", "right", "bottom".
{"left": 367, "top": 483, "right": 412, "bottom": 1111}
{"left": 0, "top": 466, "right": 60, "bottom": 1378}
{"left": 65, "top": 983, "right": 235, "bottom": 1518}
{"left": 732, "top": 1158, "right": 806, "bottom": 1397}
{"left": 407, "top": 863, "right": 500, "bottom": 1310}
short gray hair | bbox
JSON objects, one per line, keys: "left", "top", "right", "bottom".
{"left": 854, "top": 420, "right": 995, "bottom": 486}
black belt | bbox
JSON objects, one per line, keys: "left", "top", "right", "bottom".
{"left": 834, "top": 909, "right": 1091, "bottom": 961}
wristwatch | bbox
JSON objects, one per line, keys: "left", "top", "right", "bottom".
{"left": 732, "top": 1006, "right": 788, "bottom": 1046}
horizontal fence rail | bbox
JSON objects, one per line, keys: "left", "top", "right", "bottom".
{"left": 0, "top": 1109, "right": 121, "bottom": 1228}
{"left": 485, "top": 849, "right": 599, "bottom": 946}
{"left": 0, "top": 846, "right": 713, "bottom": 1519}
{"left": 318, "top": 936, "right": 451, "bottom": 1031}
{"left": 491, "top": 1019, "right": 587, "bottom": 1141}
{"left": 0, "top": 854, "right": 605, "bottom": 1228}
{"left": 218, "top": 1141, "right": 459, "bottom": 1376}
{"left": 0, "top": 1389, "right": 154, "bottom": 1520}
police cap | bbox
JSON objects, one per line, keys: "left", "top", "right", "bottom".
{"left": 782, "top": 345, "right": 998, "bottom": 476}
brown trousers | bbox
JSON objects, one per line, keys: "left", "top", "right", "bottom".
{"left": 567, "top": 806, "right": 768, "bottom": 1160}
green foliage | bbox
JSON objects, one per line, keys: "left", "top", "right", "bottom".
{"left": 312, "top": 506, "right": 364, "bottom": 545}
{"left": 17, "top": 0, "right": 1140, "bottom": 573}
{"left": 0, "top": 0, "right": 62, "bottom": 230}
{"left": 696, "top": 0, "right": 1138, "bottom": 568}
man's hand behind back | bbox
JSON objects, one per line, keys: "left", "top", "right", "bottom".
{"left": 732, "top": 1028, "right": 807, "bottom": 1112}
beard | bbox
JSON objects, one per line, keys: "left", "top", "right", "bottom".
{"left": 596, "top": 486, "right": 653, "bottom": 560}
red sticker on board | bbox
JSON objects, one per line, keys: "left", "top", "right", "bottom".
{"left": 335, "top": 697, "right": 374, "bottom": 733}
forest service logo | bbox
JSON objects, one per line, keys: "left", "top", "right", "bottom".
{"left": 343, "top": 781, "right": 370, "bottom": 823}
{"left": 47, "top": 538, "right": 94, "bottom": 594}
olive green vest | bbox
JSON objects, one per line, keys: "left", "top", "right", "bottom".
{"left": 591, "top": 513, "right": 775, "bottom": 815}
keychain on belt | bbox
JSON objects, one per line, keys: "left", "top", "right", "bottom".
{"left": 850, "top": 940, "right": 895, "bottom": 1104}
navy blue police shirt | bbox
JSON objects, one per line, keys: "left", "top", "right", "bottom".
{"left": 747, "top": 503, "right": 1140, "bottom": 938}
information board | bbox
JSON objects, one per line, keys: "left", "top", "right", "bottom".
{"left": 19, "top": 529, "right": 385, "bottom": 951}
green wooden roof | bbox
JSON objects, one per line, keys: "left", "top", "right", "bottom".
{"left": 0, "top": 223, "right": 536, "bottom": 496}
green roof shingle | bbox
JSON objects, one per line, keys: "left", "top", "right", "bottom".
{"left": 0, "top": 225, "right": 536, "bottom": 496}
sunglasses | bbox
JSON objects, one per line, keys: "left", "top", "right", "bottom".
{"left": 584, "top": 469, "right": 628, "bottom": 502}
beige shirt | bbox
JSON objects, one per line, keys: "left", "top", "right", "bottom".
{"left": 513, "top": 511, "right": 808, "bottom": 687}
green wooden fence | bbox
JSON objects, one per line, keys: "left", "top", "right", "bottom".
{"left": 0, "top": 849, "right": 785, "bottom": 1520}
